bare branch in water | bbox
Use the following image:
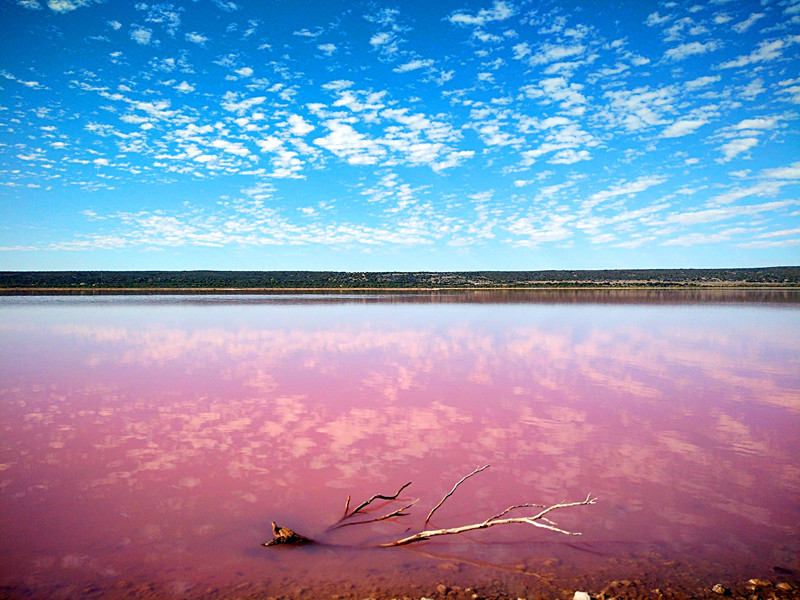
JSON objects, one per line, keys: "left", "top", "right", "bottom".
{"left": 383, "top": 494, "right": 597, "bottom": 547}
{"left": 264, "top": 467, "right": 596, "bottom": 551}
{"left": 328, "top": 499, "right": 419, "bottom": 530}
{"left": 326, "top": 481, "right": 413, "bottom": 530}
{"left": 424, "top": 464, "right": 490, "bottom": 526}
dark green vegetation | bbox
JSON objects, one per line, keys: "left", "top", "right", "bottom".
{"left": 1, "top": 267, "right": 799, "bottom": 290}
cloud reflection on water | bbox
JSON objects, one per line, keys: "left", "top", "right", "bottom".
{"left": 0, "top": 295, "right": 798, "bottom": 592}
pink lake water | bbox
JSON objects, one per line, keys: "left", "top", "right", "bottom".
{"left": 1, "top": 290, "right": 799, "bottom": 598}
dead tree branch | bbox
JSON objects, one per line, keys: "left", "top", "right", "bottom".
{"left": 424, "top": 464, "right": 490, "bottom": 526}
{"left": 263, "top": 466, "right": 596, "bottom": 550}
{"left": 381, "top": 494, "right": 597, "bottom": 547}
{"left": 328, "top": 499, "right": 419, "bottom": 531}
{"left": 326, "top": 481, "right": 412, "bottom": 531}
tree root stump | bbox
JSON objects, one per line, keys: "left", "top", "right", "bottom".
{"left": 262, "top": 522, "right": 313, "bottom": 547}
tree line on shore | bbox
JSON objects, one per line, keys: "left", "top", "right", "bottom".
{"left": 1, "top": 267, "right": 799, "bottom": 289}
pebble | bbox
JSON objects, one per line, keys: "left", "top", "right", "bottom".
{"left": 574, "top": 592, "right": 592, "bottom": 600}
{"left": 711, "top": 583, "right": 729, "bottom": 595}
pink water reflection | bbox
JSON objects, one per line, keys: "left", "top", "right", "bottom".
{"left": 1, "top": 292, "right": 799, "bottom": 597}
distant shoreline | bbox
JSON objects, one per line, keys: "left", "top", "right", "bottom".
{"left": 2, "top": 267, "right": 799, "bottom": 292}
{"left": 2, "top": 284, "right": 800, "bottom": 295}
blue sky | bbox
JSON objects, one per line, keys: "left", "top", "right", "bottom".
{"left": 1, "top": 0, "right": 799, "bottom": 271}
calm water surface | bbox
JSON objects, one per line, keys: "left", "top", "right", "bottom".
{"left": 1, "top": 290, "right": 799, "bottom": 597}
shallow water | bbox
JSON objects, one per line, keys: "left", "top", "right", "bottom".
{"left": 1, "top": 290, "right": 799, "bottom": 597}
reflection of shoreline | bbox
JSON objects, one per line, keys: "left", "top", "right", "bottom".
{"left": 2, "top": 288, "right": 800, "bottom": 305}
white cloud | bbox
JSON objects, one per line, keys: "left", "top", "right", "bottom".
{"left": 393, "top": 59, "right": 434, "bottom": 73}
{"left": 719, "top": 137, "right": 759, "bottom": 161}
{"left": 708, "top": 180, "right": 784, "bottom": 205}
{"left": 235, "top": 67, "right": 254, "bottom": 77}
{"left": 174, "top": 81, "right": 194, "bottom": 93}
{"left": 738, "top": 238, "right": 800, "bottom": 249}
{"left": 664, "top": 200, "right": 796, "bottom": 226}
{"left": 255, "top": 136, "right": 282, "bottom": 153}
{"left": 313, "top": 121, "right": 385, "bottom": 165}
{"left": 432, "top": 150, "right": 474, "bottom": 172}
{"left": 322, "top": 80, "right": 353, "bottom": 91}
{"left": 665, "top": 41, "right": 720, "bottom": 61}
{"left": 718, "top": 39, "right": 787, "bottom": 68}
{"left": 221, "top": 92, "right": 266, "bottom": 114}
{"left": 549, "top": 149, "right": 591, "bottom": 164}
{"left": 211, "top": 0, "right": 239, "bottom": 11}
{"left": 130, "top": 27, "right": 153, "bottom": 45}
{"left": 762, "top": 163, "right": 800, "bottom": 180}
{"left": 108, "top": 20, "right": 122, "bottom": 30}
{"left": 448, "top": 0, "right": 515, "bottom": 27}
{"left": 602, "top": 86, "right": 675, "bottom": 131}
{"left": 210, "top": 139, "right": 250, "bottom": 157}
{"left": 139, "top": 3, "right": 182, "bottom": 36}
{"left": 46, "top": 0, "right": 97, "bottom": 12}
{"left": 645, "top": 12, "right": 671, "bottom": 27}
{"left": 733, "top": 13, "right": 765, "bottom": 34}
{"left": 739, "top": 78, "right": 765, "bottom": 100}
{"left": 661, "top": 119, "right": 708, "bottom": 138}
{"left": 684, "top": 75, "right": 721, "bottom": 90}
{"left": 536, "top": 77, "right": 587, "bottom": 115}
{"left": 286, "top": 114, "right": 314, "bottom": 136}
{"left": 662, "top": 228, "right": 749, "bottom": 246}
{"left": 734, "top": 117, "right": 779, "bottom": 130}
{"left": 318, "top": 43, "right": 336, "bottom": 56}
{"left": 370, "top": 32, "right": 392, "bottom": 47}
{"left": 528, "top": 43, "right": 586, "bottom": 65}
{"left": 0, "top": 69, "right": 46, "bottom": 90}
{"left": 185, "top": 32, "right": 208, "bottom": 45}
{"left": 16, "top": 0, "right": 43, "bottom": 9}
{"left": 512, "top": 42, "right": 530, "bottom": 60}
{"left": 293, "top": 27, "right": 323, "bottom": 38}
{"left": 583, "top": 176, "right": 667, "bottom": 209}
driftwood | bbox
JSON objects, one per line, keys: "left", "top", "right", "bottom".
{"left": 262, "top": 521, "right": 313, "bottom": 546}
{"left": 262, "top": 465, "right": 596, "bottom": 549}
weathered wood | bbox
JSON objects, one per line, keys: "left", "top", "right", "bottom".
{"left": 262, "top": 467, "right": 596, "bottom": 551}
{"left": 261, "top": 521, "right": 313, "bottom": 546}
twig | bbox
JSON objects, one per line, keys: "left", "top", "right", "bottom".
{"left": 347, "top": 481, "right": 412, "bottom": 517}
{"left": 382, "top": 494, "right": 597, "bottom": 547}
{"left": 327, "top": 481, "right": 413, "bottom": 530}
{"left": 488, "top": 503, "right": 545, "bottom": 521}
{"left": 328, "top": 499, "right": 419, "bottom": 530}
{"left": 425, "top": 464, "right": 490, "bottom": 526}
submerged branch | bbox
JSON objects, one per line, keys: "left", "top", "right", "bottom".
{"left": 382, "top": 494, "right": 597, "bottom": 547}
{"left": 326, "top": 481, "right": 413, "bottom": 531}
{"left": 264, "top": 466, "right": 597, "bottom": 551}
{"left": 424, "top": 464, "right": 490, "bottom": 526}
{"left": 328, "top": 499, "right": 419, "bottom": 530}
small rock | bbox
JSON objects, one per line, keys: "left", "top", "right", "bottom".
{"left": 776, "top": 582, "right": 795, "bottom": 592}
{"left": 711, "top": 583, "right": 729, "bottom": 596}
{"left": 746, "top": 579, "right": 771, "bottom": 589}
{"left": 574, "top": 592, "right": 592, "bottom": 600}
{"left": 436, "top": 584, "right": 448, "bottom": 595}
